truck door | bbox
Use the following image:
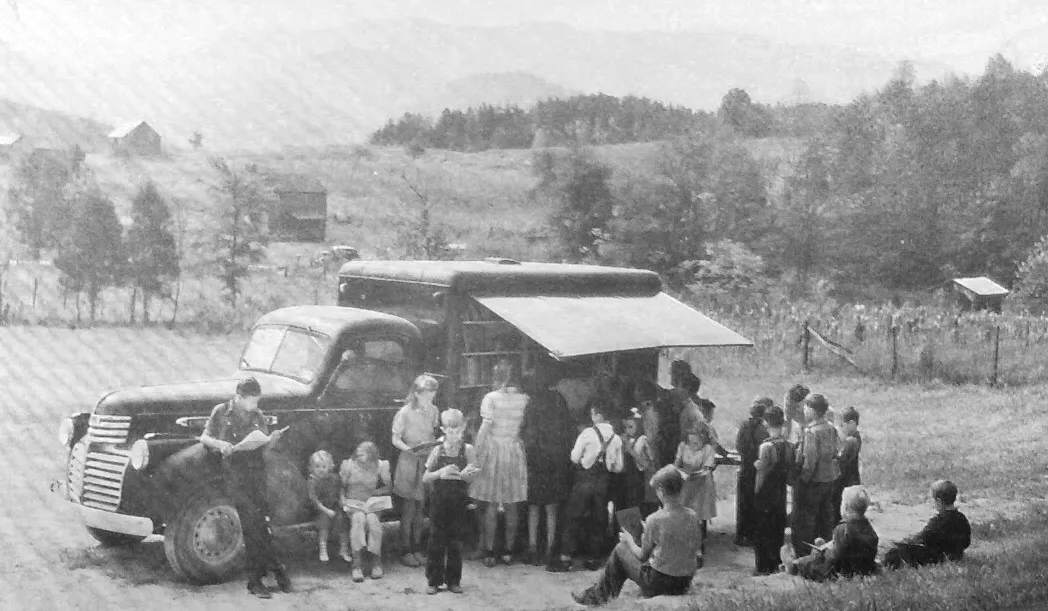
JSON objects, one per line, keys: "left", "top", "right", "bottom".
{"left": 316, "top": 336, "right": 417, "bottom": 466}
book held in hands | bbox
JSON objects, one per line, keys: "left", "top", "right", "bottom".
{"left": 342, "top": 495, "right": 393, "bottom": 514}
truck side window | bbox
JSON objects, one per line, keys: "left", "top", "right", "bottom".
{"left": 328, "top": 338, "right": 412, "bottom": 400}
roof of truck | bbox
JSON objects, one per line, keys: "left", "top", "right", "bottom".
{"left": 337, "top": 260, "right": 662, "bottom": 297}
{"left": 254, "top": 305, "right": 420, "bottom": 339}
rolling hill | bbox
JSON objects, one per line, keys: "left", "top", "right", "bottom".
{"left": 3, "top": 19, "right": 958, "bottom": 151}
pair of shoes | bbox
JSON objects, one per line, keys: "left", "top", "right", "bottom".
{"left": 273, "top": 565, "right": 292, "bottom": 593}
{"left": 447, "top": 584, "right": 464, "bottom": 594}
{"left": 371, "top": 565, "right": 384, "bottom": 580}
{"left": 500, "top": 554, "right": 514, "bottom": 566}
{"left": 582, "top": 559, "right": 603, "bottom": 571}
{"left": 483, "top": 553, "right": 497, "bottom": 568}
{"left": 426, "top": 586, "right": 440, "bottom": 595}
{"left": 247, "top": 581, "right": 272, "bottom": 599}
{"left": 400, "top": 552, "right": 420, "bottom": 568}
{"left": 351, "top": 567, "right": 365, "bottom": 582}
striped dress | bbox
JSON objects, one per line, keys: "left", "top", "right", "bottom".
{"left": 469, "top": 388, "right": 529, "bottom": 504}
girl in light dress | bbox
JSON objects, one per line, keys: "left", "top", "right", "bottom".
{"left": 470, "top": 360, "right": 529, "bottom": 567}
{"left": 391, "top": 375, "right": 441, "bottom": 568}
{"left": 675, "top": 420, "right": 717, "bottom": 545}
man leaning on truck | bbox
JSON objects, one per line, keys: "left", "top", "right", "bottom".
{"left": 200, "top": 377, "right": 290, "bottom": 599}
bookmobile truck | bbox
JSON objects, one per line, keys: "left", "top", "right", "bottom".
{"left": 53, "top": 259, "right": 752, "bottom": 584}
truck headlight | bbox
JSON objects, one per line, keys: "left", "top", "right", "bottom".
{"left": 130, "top": 439, "right": 150, "bottom": 471}
{"left": 58, "top": 418, "right": 75, "bottom": 448}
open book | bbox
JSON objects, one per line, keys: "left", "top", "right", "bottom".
{"left": 615, "top": 507, "right": 644, "bottom": 547}
{"left": 342, "top": 495, "right": 393, "bottom": 514}
{"left": 232, "top": 429, "right": 271, "bottom": 452}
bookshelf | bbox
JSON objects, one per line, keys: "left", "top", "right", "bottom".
{"left": 459, "top": 300, "right": 542, "bottom": 390}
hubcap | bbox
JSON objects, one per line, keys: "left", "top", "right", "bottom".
{"left": 192, "top": 505, "right": 242, "bottom": 566}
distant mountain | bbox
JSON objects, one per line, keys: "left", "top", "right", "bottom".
{"left": 5, "top": 19, "right": 961, "bottom": 150}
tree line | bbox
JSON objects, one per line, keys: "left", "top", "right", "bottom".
{"left": 1, "top": 151, "right": 274, "bottom": 323}
{"left": 532, "top": 56, "right": 1048, "bottom": 309}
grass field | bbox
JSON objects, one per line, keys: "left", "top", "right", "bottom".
{"left": 2, "top": 328, "right": 1047, "bottom": 610}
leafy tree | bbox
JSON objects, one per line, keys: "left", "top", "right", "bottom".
{"left": 53, "top": 180, "right": 126, "bottom": 322}
{"left": 717, "top": 88, "right": 771, "bottom": 137}
{"left": 127, "top": 181, "right": 180, "bottom": 323}
{"left": 208, "top": 157, "right": 273, "bottom": 307}
{"left": 5, "top": 151, "right": 74, "bottom": 258}
{"left": 1013, "top": 235, "right": 1048, "bottom": 312}
{"left": 534, "top": 146, "right": 615, "bottom": 262}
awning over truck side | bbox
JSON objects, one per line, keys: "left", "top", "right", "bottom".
{"left": 472, "top": 292, "right": 753, "bottom": 359}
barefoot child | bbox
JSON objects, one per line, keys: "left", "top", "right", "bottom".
{"left": 422, "top": 409, "right": 480, "bottom": 595}
{"left": 391, "top": 375, "right": 441, "bottom": 567}
{"left": 307, "top": 450, "right": 344, "bottom": 562}
{"left": 753, "top": 406, "right": 794, "bottom": 575}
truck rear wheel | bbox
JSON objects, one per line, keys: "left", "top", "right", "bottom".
{"left": 164, "top": 489, "right": 244, "bottom": 584}
{"left": 86, "top": 527, "right": 146, "bottom": 547}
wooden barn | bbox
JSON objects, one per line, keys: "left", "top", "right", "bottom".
{"left": 264, "top": 172, "right": 328, "bottom": 242}
{"left": 108, "top": 120, "right": 162, "bottom": 156}
{"left": 952, "top": 276, "right": 1009, "bottom": 314}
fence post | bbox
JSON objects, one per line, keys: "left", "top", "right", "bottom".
{"left": 891, "top": 325, "right": 899, "bottom": 378}
{"left": 32, "top": 277, "right": 38, "bottom": 309}
{"left": 802, "top": 321, "right": 810, "bottom": 371}
{"left": 991, "top": 325, "right": 1000, "bottom": 387}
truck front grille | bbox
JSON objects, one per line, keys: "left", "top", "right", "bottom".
{"left": 67, "top": 439, "right": 89, "bottom": 503}
{"left": 81, "top": 449, "right": 131, "bottom": 511}
{"left": 88, "top": 415, "right": 132, "bottom": 445}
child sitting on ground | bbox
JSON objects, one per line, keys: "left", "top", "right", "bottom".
{"left": 883, "top": 479, "right": 971, "bottom": 570}
{"left": 786, "top": 485, "right": 879, "bottom": 581}
{"left": 307, "top": 449, "right": 345, "bottom": 563}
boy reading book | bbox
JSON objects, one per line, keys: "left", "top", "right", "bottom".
{"left": 883, "top": 479, "right": 971, "bottom": 570}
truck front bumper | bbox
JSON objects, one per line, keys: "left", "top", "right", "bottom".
{"left": 75, "top": 503, "right": 155, "bottom": 538}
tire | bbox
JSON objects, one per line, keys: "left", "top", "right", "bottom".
{"left": 86, "top": 527, "right": 146, "bottom": 547}
{"left": 163, "top": 488, "right": 245, "bottom": 584}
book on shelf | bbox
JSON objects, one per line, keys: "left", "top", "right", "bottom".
{"left": 342, "top": 495, "right": 393, "bottom": 514}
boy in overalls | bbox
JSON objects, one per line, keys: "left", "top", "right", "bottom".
{"left": 200, "top": 377, "right": 289, "bottom": 599}
{"left": 422, "top": 409, "right": 480, "bottom": 594}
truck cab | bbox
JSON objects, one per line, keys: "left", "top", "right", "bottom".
{"left": 55, "top": 259, "right": 752, "bottom": 585}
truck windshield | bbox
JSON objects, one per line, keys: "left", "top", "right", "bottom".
{"left": 239, "top": 325, "right": 331, "bottom": 383}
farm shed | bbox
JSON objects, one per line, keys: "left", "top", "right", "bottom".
{"left": 952, "top": 276, "right": 1009, "bottom": 313}
{"left": 0, "top": 133, "right": 25, "bottom": 158}
{"left": 108, "top": 120, "right": 162, "bottom": 156}
{"left": 264, "top": 172, "right": 328, "bottom": 242}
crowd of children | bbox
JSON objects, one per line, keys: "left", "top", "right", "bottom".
{"left": 215, "top": 360, "right": 975, "bottom": 602}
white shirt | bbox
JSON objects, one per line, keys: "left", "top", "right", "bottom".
{"left": 570, "top": 422, "right": 624, "bottom": 472}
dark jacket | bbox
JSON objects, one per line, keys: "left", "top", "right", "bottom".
{"left": 826, "top": 516, "right": 880, "bottom": 577}
{"left": 906, "top": 509, "right": 971, "bottom": 561}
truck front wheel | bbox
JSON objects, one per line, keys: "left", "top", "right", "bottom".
{"left": 86, "top": 527, "right": 146, "bottom": 547}
{"left": 164, "top": 489, "right": 244, "bottom": 584}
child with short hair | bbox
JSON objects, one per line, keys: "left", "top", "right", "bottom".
{"left": 307, "top": 449, "right": 344, "bottom": 563}
{"left": 792, "top": 393, "right": 840, "bottom": 556}
{"left": 735, "top": 397, "right": 771, "bottom": 547}
{"left": 883, "top": 480, "right": 971, "bottom": 570}
{"left": 832, "top": 407, "right": 862, "bottom": 525}
{"left": 340, "top": 441, "right": 393, "bottom": 582}
{"left": 783, "top": 384, "right": 809, "bottom": 447}
{"left": 571, "top": 465, "right": 703, "bottom": 606}
{"left": 786, "top": 485, "right": 879, "bottom": 581}
{"left": 422, "top": 409, "right": 480, "bottom": 595}
{"left": 753, "top": 405, "right": 794, "bottom": 575}
{"left": 550, "top": 399, "right": 624, "bottom": 572}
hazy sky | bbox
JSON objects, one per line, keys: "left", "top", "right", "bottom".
{"left": 1, "top": 0, "right": 1045, "bottom": 69}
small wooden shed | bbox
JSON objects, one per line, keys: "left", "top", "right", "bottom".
{"left": 264, "top": 172, "right": 328, "bottom": 242}
{"left": 952, "top": 276, "right": 1009, "bottom": 313}
{"left": 108, "top": 120, "right": 162, "bottom": 156}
